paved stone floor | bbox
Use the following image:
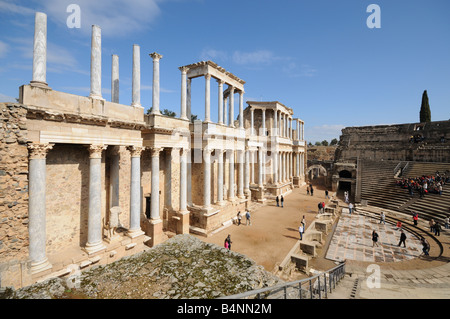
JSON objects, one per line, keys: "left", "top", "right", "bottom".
{"left": 326, "top": 213, "right": 423, "bottom": 263}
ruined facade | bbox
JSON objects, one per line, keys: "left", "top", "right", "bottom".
{"left": 0, "top": 12, "right": 306, "bottom": 288}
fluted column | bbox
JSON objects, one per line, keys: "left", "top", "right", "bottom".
{"left": 278, "top": 152, "right": 282, "bottom": 183}
{"left": 179, "top": 66, "right": 189, "bottom": 120}
{"left": 187, "top": 79, "right": 192, "bottom": 121}
{"left": 150, "top": 147, "right": 162, "bottom": 219}
{"left": 238, "top": 150, "right": 244, "bottom": 199}
{"left": 262, "top": 109, "right": 266, "bottom": 136}
{"left": 90, "top": 25, "right": 102, "bottom": 99}
{"left": 273, "top": 151, "right": 278, "bottom": 184}
{"left": 217, "top": 150, "right": 225, "bottom": 205}
{"left": 132, "top": 45, "right": 141, "bottom": 107}
{"left": 218, "top": 80, "right": 224, "bottom": 124}
{"left": 203, "top": 149, "right": 212, "bottom": 208}
{"left": 31, "top": 12, "right": 48, "bottom": 87}
{"left": 127, "top": 146, "right": 145, "bottom": 238}
{"left": 228, "top": 150, "right": 235, "bottom": 200}
{"left": 28, "top": 143, "right": 53, "bottom": 273}
{"left": 150, "top": 52, "right": 163, "bottom": 115}
{"left": 239, "top": 91, "right": 244, "bottom": 128}
{"left": 250, "top": 108, "right": 255, "bottom": 135}
{"left": 229, "top": 86, "right": 235, "bottom": 127}
{"left": 224, "top": 96, "right": 228, "bottom": 126}
{"left": 111, "top": 54, "right": 119, "bottom": 103}
{"left": 258, "top": 147, "right": 264, "bottom": 187}
{"left": 85, "top": 144, "right": 107, "bottom": 254}
{"left": 250, "top": 150, "right": 255, "bottom": 184}
{"left": 204, "top": 74, "right": 211, "bottom": 122}
{"left": 296, "top": 152, "right": 300, "bottom": 177}
{"left": 244, "top": 147, "right": 250, "bottom": 194}
{"left": 273, "top": 110, "right": 278, "bottom": 136}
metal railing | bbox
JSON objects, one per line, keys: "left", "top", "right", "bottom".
{"left": 219, "top": 262, "right": 346, "bottom": 299}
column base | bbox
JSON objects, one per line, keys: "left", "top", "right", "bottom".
{"left": 30, "top": 258, "right": 52, "bottom": 275}
{"left": 30, "top": 81, "right": 51, "bottom": 90}
{"left": 83, "top": 241, "right": 106, "bottom": 256}
{"left": 89, "top": 94, "right": 105, "bottom": 101}
{"left": 217, "top": 200, "right": 227, "bottom": 206}
{"left": 126, "top": 228, "right": 145, "bottom": 239}
{"left": 131, "top": 103, "right": 144, "bottom": 109}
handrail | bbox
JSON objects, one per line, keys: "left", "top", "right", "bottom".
{"left": 218, "top": 262, "right": 346, "bottom": 299}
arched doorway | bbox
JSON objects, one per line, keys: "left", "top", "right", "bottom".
{"left": 337, "top": 169, "right": 352, "bottom": 199}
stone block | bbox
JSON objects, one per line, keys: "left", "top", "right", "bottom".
{"left": 291, "top": 254, "right": 309, "bottom": 271}
{"left": 300, "top": 241, "right": 316, "bottom": 256}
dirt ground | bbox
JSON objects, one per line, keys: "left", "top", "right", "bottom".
{"left": 194, "top": 182, "right": 334, "bottom": 274}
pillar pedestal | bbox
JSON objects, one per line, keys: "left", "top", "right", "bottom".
{"left": 148, "top": 218, "right": 164, "bottom": 246}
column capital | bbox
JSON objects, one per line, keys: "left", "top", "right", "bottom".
{"left": 205, "top": 73, "right": 211, "bottom": 80}
{"left": 150, "top": 52, "right": 163, "bottom": 61}
{"left": 127, "top": 145, "right": 145, "bottom": 157}
{"left": 178, "top": 66, "right": 189, "bottom": 73}
{"left": 229, "top": 86, "right": 235, "bottom": 93}
{"left": 28, "top": 143, "right": 54, "bottom": 159}
{"left": 217, "top": 78, "right": 225, "bottom": 85}
{"left": 151, "top": 147, "right": 163, "bottom": 157}
{"left": 88, "top": 144, "right": 107, "bottom": 158}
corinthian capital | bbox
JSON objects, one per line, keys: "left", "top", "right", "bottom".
{"left": 28, "top": 143, "right": 54, "bottom": 159}
{"left": 150, "top": 52, "right": 163, "bottom": 61}
{"left": 127, "top": 145, "right": 145, "bottom": 157}
{"left": 88, "top": 144, "right": 107, "bottom": 159}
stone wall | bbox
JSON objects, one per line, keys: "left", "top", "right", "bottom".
{"left": 0, "top": 103, "right": 30, "bottom": 263}
{"left": 335, "top": 120, "right": 450, "bottom": 163}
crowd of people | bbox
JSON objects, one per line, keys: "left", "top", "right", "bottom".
{"left": 396, "top": 171, "right": 450, "bottom": 196}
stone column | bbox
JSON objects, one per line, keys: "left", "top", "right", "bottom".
{"left": 229, "top": 87, "right": 235, "bottom": 127}
{"left": 127, "top": 146, "right": 145, "bottom": 238}
{"left": 90, "top": 25, "right": 102, "bottom": 100}
{"left": 239, "top": 91, "right": 244, "bottom": 128}
{"left": 150, "top": 148, "right": 162, "bottom": 220}
{"left": 179, "top": 66, "right": 189, "bottom": 120}
{"left": 85, "top": 144, "right": 107, "bottom": 255}
{"left": 217, "top": 150, "right": 225, "bottom": 205}
{"left": 111, "top": 55, "right": 119, "bottom": 103}
{"left": 296, "top": 152, "right": 300, "bottom": 177}
{"left": 204, "top": 74, "right": 211, "bottom": 122}
{"left": 203, "top": 149, "right": 212, "bottom": 208}
{"left": 224, "top": 96, "right": 228, "bottom": 126}
{"left": 228, "top": 150, "right": 235, "bottom": 200}
{"left": 187, "top": 78, "right": 192, "bottom": 121}
{"left": 279, "top": 112, "right": 282, "bottom": 136}
{"left": 244, "top": 147, "right": 250, "bottom": 195}
{"left": 31, "top": 12, "right": 48, "bottom": 87}
{"left": 278, "top": 152, "right": 282, "bottom": 183}
{"left": 132, "top": 44, "right": 141, "bottom": 107}
{"left": 238, "top": 150, "right": 244, "bottom": 199}
{"left": 179, "top": 148, "right": 188, "bottom": 212}
{"left": 250, "top": 150, "right": 255, "bottom": 184}
{"left": 150, "top": 52, "right": 163, "bottom": 115}
{"left": 273, "top": 151, "right": 278, "bottom": 184}
{"left": 28, "top": 143, "right": 53, "bottom": 274}
{"left": 250, "top": 108, "right": 255, "bottom": 135}
{"left": 273, "top": 110, "right": 278, "bottom": 136}
{"left": 258, "top": 147, "right": 264, "bottom": 187}
{"left": 218, "top": 80, "right": 224, "bottom": 124}
{"left": 262, "top": 109, "right": 266, "bottom": 136}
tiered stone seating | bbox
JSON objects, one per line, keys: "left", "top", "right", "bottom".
{"left": 400, "top": 162, "right": 450, "bottom": 222}
{"left": 359, "top": 160, "right": 412, "bottom": 211}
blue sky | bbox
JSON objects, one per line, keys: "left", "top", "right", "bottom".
{"left": 0, "top": 0, "right": 449, "bottom": 143}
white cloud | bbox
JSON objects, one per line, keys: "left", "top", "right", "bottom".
{"left": 0, "top": 1, "right": 35, "bottom": 15}
{"left": 200, "top": 48, "right": 228, "bottom": 62}
{"left": 0, "top": 40, "right": 9, "bottom": 58}
{"left": 283, "top": 62, "right": 317, "bottom": 78}
{"left": 0, "top": 93, "right": 17, "bottom": 102}
{"left": 305, "top": 124, "right": 344, "bottom": 144}
{"left": 34, "top": 0, "right": 163, "bottom": 37}
{"left": 232, "top": 50, "right": 279, "bottom": 65}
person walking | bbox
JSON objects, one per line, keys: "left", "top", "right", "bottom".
{"left": 310, "top": 185, "right": 314, "bottom": 196}
{"left": 224, "top": 234, "right": 232, "bottom": 250}
{"left": 445, "top": 216, "right": 450, "bottom": 229}
{"left": 301, "top": 215, "right": 306, "bottom": 229}
{"left": 379, "top": 212, "right": 385, "bottom": 224}
{"left": 429, "top": 219, "right": 435, "bottom": 232}
{"left": 348, "top": 202, "right": 353, "bottom": 215}
{"left": 398, "top": 230, "right": 407, "bottom": 248}
{"left": 280, "top": 195, "right": 284, "bottom": 208}
{"left": 325, "top": 189, "right": 330, "bottom": 199}
{"left": 413, "top": 213, "right": 418, "bottom": 226}
{"left": 276, "top": 196, "right": 279, "bottom": 207}
{"left": 237, "top": 211, "right": 242, "bottom": 226}
{"left": 318, "top": 202, "right": 322, "bottom": 214}
{"left": 420, "top": 237, "right": 430, "bottom": 256}
{"left": 434, "top": 222, "right": 441, "bottom": 236}
{"left": 298, "top": 224, "right": 304, "bottom": 240}
{"left": 245, "top": 210, "right": 251, "bottom": 226}
{"left": 372, "top": 230, "right": 379, "bottom": 247}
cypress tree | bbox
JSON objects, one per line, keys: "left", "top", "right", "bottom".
{"left": 420, "top": 90, "right": 431, "bottom": 123}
